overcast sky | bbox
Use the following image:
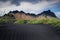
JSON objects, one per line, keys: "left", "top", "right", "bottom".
{"left": 0, "top": 0, "right": 60, "bottom": 18}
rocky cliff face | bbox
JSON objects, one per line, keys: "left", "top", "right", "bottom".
{"left": 3, "top": 10, "right": 57, "bottom": 20}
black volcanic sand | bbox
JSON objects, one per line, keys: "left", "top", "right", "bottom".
{"left": 0, "top": 24, "right": 60, "bottom": 40}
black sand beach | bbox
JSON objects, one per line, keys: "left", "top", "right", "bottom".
{"left": 0, "top": 24, "right": 60, "bottom": 40}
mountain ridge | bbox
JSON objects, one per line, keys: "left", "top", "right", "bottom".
{"left": 8, "top": 10, "right": 56, "bottom": 17}
{"left": 3, "top": 10, "right": 57, "bottom": 20}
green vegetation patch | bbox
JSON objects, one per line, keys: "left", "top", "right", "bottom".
{"left": 0, "top": 17, "right": 15, "bottom": 24}
{"left": 0, "top": 17, "right": 60, "bottom": 28}
{"left": 15, "top": 20, "right": 27, "bottom": 24}
{"left": 14, "top": 18, "right": 60, "bottom": 27}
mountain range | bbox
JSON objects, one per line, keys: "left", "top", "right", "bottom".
{"left": 3, "top": 10, "right": 57, "bottom": 20}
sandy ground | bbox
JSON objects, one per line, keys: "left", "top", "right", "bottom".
{"left": 0, "top": 24, "right": 60, "bottom": 40}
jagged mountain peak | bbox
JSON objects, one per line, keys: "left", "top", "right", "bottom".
{"left": 38, "top": 10, "right": 57, "bottom": 17}
{"left": 7, "top": 10, "right": 57, "bottom": 18}
{"left": 19, "top": 11, "right": 25, "bottom": 13}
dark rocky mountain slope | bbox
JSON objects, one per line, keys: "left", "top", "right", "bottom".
{"left": 38, "top": 10, "right": 56, "bottom": 17}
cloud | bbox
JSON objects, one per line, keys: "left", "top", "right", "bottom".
{"left": 0, "top": 0, "right": 60, "bottom": 5}
{"left": 0, "top": 0, "right": 40, "bottom": 5}
{"left": 0, "top": 0, "right": 59, "bottom": 16}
